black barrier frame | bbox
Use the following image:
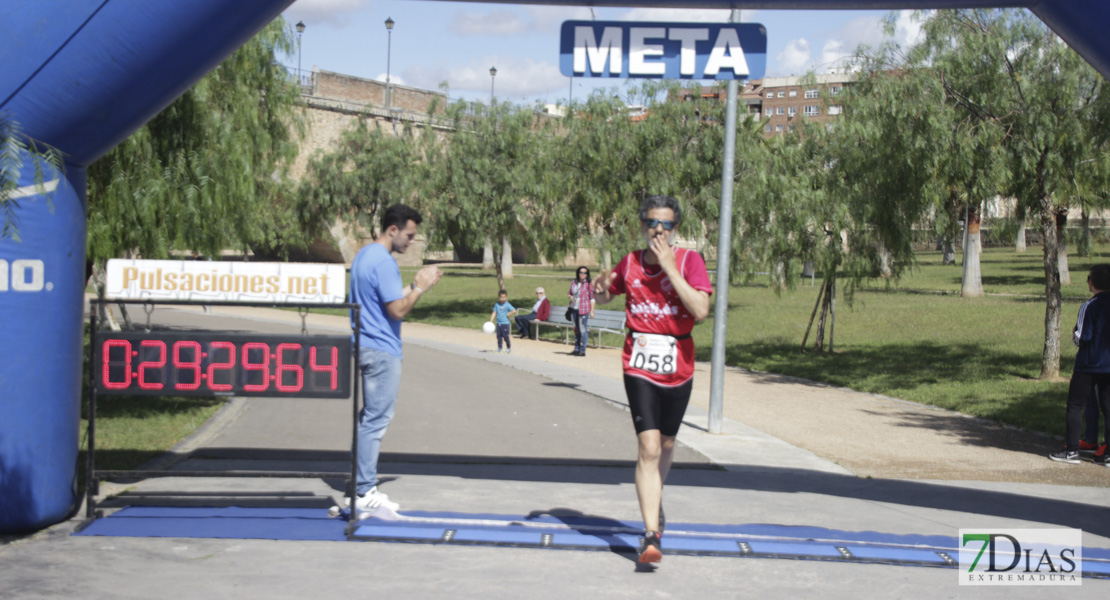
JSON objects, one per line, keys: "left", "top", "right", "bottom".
{"left": 78, "top": 298, "right": 363, "bottom": 537}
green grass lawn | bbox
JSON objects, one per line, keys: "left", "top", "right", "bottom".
{"left": 395, "top": 247, "right": 1106, "bottom": 439}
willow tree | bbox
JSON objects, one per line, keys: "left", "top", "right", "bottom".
{"left": 558, "top": 82, "right": 690, "bottom": 269}
{"left": 85, "top": 19, "right": 303, "bottom": 267}
{"left": 428, "top": 100, "right": 552, "bottom": 290}
{"left": 916, "top": 9, "right": 1103, "bottom": 379}
{"left": 1, "top": 116, "right": 63, "bottom": 241}
{"left": 298, "top": 117, "right": 423, "bottom": 257}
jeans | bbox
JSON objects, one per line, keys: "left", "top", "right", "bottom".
{"left": 572, "top": 311, "right": 589, "bottom": 354}
{"left": 515, "top": 313, "right": 537, "bottom": 337}
{"left": 1084, "top": 387, "right": 1100, "bottom": 444}
{"left": 356, "top": 347, "right": 402, "bottom": 495}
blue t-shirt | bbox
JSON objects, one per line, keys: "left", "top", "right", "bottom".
{"left": 492, "top": 301, "right": 516, "bottom": 325}
{"left": 349, "top": 243, "right": 405, "bottom": 358}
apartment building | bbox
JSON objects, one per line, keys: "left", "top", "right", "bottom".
{"left": 681, "top": 72, "right": 854, "bottom": 136}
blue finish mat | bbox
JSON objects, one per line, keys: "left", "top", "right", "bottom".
{"left": 75, "top": 506, "right": 348, "bottom": 542}
{"left": 73, "top": 506, "right": 1110, "bottom": 577}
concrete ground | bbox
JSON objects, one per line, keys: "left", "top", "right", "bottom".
{"left": 1, "top": 304, "right": 1108, "bottom": 598}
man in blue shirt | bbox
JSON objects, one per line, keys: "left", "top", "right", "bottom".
{"left": 349, "top": 204, "right": 443, "bottom": 512}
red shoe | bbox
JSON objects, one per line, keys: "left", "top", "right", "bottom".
{"left": 638, "top": 531, "right": 663, "bottom": 563}
{"left": 1096, "top": 444, "right": 1107, "bottom": 458}
{"left": 1079, "top": 440, "right": 1098, "bottom": 451}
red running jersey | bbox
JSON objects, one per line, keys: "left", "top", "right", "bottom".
{"left": 608, "top": 248, "right": 713, "bottom": 386}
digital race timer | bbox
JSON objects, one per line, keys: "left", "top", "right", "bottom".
{"left": 94, "top": 331, "right": 352, "bottom": 398}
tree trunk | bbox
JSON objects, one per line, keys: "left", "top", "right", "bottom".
{"left": 772, "top": 260, "right": 786, "bottom": 291}
{"left": 802, "top": 260, "right": 815, "bottom": 285}
{"left": 877, "top": 241, "right": 893, "bottom": 279}
{"left": 1080, "top": 205, "right": 1091, "bottom": 258}
{"left": 602, "top": 249, "right": 612, "bottom": 272}
{"left": 1056, "top": 210, "right": 1070, "bottom": 286}
{"left": 493, "top": 242, "right": 505, "bottom": 291}
{"left": 941, "top": 236, "right": 956, "bottom": 266}
{"left": 1039, "top": 201, "right": 1063, "bottom": 380}
{"left": 482, "top": 238, "right": 494, "bottom": 269}
{"left": 1015, "top": 225, "right": 1027, "bottom": 252}
{"left": 961, "top": 204, "right": 984, "bottom": 298}
{"left": 500, "top": 235, "right": 513, "bottom": 279}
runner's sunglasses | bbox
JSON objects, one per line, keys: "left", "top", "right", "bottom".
{"left": 641, "top": 218, "right": 677, "bottom": 231}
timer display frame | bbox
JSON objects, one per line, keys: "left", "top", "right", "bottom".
{"left": 94, "top": 331, "right": 352, "bottom": 399}
{"left": 81, "top": 299, "right": 363, "bottom": 537}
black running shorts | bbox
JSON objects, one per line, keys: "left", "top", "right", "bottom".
{"left": 623, "top": 374, "right": 693, "bottom": 436}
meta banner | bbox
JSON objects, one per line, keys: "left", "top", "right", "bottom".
{"left": 106, "top": 259, "right": 346, "bottom": 303}
{"left": 560, "top": 21, "right": 766, "bottom": 80}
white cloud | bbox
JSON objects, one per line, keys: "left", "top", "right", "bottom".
{"left": 891, "top": 10, "right": 927, "bottom": 50}
{"left": 375, "top": 73, "right": 405, "bottom": 86}
{"left": 450, "top": 6, "right": 592, "bottom": 36}
{"left": 450, "top": 9, "right": 529, "bottom": 36}
{"left": 404, "top": 56, "right": 564, "bottom": 100}
{"left": 777, "top": 38, "right": 812, "bottom": 76}
{"left": 284, "top": 0, "right": 370, "bottom": 28}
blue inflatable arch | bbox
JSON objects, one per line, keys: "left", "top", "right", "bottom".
{"left": 0, "top": 0, "right": 1106, "bottom": 533}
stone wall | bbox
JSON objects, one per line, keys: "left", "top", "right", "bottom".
{"left": 290, "top": 70, "right": 450, "bottom": 267}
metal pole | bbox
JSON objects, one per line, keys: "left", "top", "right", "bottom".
{"left": 708, "top": 9, "right": 742, "bottom": 435}
{"left": 386, "top": 29, "right": 392, "bottom": 110}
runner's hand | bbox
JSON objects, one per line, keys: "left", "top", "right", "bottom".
{"left": 593, "top": 269, "right": 617, "bottom": 295}
{"left": 649, "top": 236, "right": 677, "bottom": 274}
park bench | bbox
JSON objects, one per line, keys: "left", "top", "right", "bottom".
{"left": 532, "top": 306, "right": 627, "bottom": 349}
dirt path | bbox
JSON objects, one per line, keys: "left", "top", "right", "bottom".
{"left": 403, "top": 321, "right": 1110, "bottom": 488}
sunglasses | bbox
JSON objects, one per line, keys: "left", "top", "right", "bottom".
{"left": 641, "top": 218, "right": 677, "bottom": 231}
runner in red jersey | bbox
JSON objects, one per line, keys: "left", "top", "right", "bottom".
{"left": 593, "top": 195, "right": 712, "bottom": 564}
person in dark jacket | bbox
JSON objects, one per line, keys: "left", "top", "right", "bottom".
{"left": 1049, "top": 264, "right": 1110, "bottom": 465}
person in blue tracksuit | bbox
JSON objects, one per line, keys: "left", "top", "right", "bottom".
{"left": 1049, "top": 264, "right": 1110, "bottom": 465}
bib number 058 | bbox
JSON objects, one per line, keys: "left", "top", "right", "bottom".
{"left": 629, "top": 333, "right": 678, "bottom": 375}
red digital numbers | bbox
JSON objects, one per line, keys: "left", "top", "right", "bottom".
{"left": 97, "top": 334, "right": 348, "bottom": 397}
{"left": 206, "top": 341, "right": 235, "bottom": 392}
{"left": 241, "top": 342, "right": 271, "bottom": 392}
{"left": 310, "top": 346, "right": 339, "bottom": 390}
{"left": 101, "top": 339, "right": 133, "bottom": 390}
{"left": 173, "top": 341, "right": 203, "bottom": 391}
{"left": 275, "top": 343, "right": 303, "bottom": 392}
{"left": 137, "top": 340, "right": 166, "bottom": 390}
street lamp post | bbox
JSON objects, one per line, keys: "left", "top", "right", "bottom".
{"left": 295, "top": 21, "right": 305, "bottom": 84}
{"left": 385, "top": 17, "right": 394, "bottom": 110}
{"left": 489, "top": 66, "right": 497, "bottom": 106}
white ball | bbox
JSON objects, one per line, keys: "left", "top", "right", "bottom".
{"left": 482, "top": 321, "right": 496, "bottom": 334}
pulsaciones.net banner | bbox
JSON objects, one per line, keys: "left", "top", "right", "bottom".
{"left": 105, "top": 259, "right": 346, "bottom": 303}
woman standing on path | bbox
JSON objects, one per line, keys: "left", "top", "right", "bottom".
{"left": 568, "top": 266, "right": 595, "bottom": 356}
{"left": 593, "top": 195, "right": 712, "bottom": 564}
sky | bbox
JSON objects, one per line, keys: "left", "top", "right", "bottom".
{"left": 280, "top": 0, "right": 928, "bottom": 105}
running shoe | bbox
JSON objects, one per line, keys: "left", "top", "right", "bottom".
{"left": 638, "top": 531, "right": 663, "bottom": 563}
{"left": 1048, "top": 449, "right": 1081, "bottom": 464}
{"left": 349, "top": 486, "right": 400, "bottom": 512}
{"left": 1079, "top": 440, "right": 1098, "bottom": 451}
{"left": 1095, "top": 452, "right": 1109, "bottom": 467}
{"left": 1095, "top": 444, "right": 1107, "bottom": 459}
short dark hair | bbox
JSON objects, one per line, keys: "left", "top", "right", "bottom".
{"left": 381, "top": 203, "right": 422, "bottom": 232}
{"left": 639, "top": 195, "right": 682, "bottom": 225}
{"left": 1090, "top": 264, "right": 1110, "bottom": 290}
{"left": 498, "top": 289, "right": 508, "bottom": 296}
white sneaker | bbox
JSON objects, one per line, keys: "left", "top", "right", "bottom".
{"left": 345, "top": 486, "right": 400, "bottom": 513}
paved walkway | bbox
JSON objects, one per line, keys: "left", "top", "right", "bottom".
{"left": 1, "top": 304, "right": 1108, "bottom": 598}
